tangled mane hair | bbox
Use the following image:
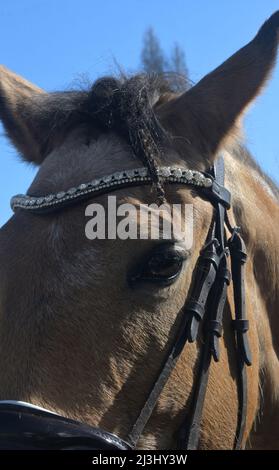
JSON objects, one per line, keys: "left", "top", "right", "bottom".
{"left": 44, "top": 73, "right": 190, "bottom": 201}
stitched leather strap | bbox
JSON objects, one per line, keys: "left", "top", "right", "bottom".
{"left": 209, "top": 256, "right": 231, "bottom": 362}
{"left": 185, "top": 238, "right": 220, "bottom": 343}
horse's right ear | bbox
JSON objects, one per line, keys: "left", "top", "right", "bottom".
{"left": 0, "top": 66, "right": 49, "bottom": 164}
{"left": 157, "top": 11, "right": 279, "bottom": 164}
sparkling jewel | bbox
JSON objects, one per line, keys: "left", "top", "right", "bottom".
{"left": 103, "top": 175, "right": 112, "bottom": 183}
{"left": 184, "top": 170, "right": 193, "bottom": 181}
{"left": 160, "top": 167, "right": 171, "bottom": 177}
{"left": 193, "top": 173, "right": 204, "bottom": 184}
{"left": 125, "top": 170, "right": 135, "bottom": 178}
{"left": 45, "top": 194, "right": 55, "bottom": 201}
{"left": 173, "top": 168, "right": 182, "bottom": 178}
{"left": 56, "top": 192, "right": 66, "bottom": 199}
{"left": 36, "top": 198, "right": 45, "bottom": 205}
{"left": 204, "top": 178, "right": 213, "bottom": 187}
{"left": 67, "top": 188, "right": 77, "bottom": 195}
{"left": 138, "top": 168, "right": 148, "bottom": 177}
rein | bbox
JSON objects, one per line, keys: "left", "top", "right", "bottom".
{"left": 2, "top": 156, "right": 251, "bottom": 450}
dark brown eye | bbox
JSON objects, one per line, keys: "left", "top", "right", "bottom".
{"left": 148, "top": 252, "right": 183, "bottom": 278}
{"left": 129, "top": 243, "right": 187, "bottom": 287}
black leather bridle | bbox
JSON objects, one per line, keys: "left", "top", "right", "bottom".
{"left": 126, "top": 157, "right": 252, "bottom": 451}
{"left": 2, "top": 156, "right": 251, "bottom": 450}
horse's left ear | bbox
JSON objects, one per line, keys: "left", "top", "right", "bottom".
{"left": 158, "top": 11, "right": 279, "bottom": 162}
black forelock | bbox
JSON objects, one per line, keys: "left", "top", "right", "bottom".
{"left": 48, "top": 73, "right": 189, "bottom": 202}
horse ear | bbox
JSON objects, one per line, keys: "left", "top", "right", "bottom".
{"left": 0, "top": 66, "right": 51, "bottom": 164}
{"left": 158, "top": 11, "right": 279, "bottom": 162}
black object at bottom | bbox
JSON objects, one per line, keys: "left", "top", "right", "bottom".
{"left": 0, "top": 402, "right": 131, "bottom": 450}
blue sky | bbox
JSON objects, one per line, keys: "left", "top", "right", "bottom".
{"left": 0, "top": 0, "right": 278, "bottom": 226}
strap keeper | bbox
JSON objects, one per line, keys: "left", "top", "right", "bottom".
{"left": 200, "top": 251, "right": 220, "bottom": 268}
{"left": 217, "top": 267, "right": 231, "bottom": 285}
{"left": 201, "top": 180, "right": 231, "bottom": 209}
{"left": 228, "top": 232, "right": 247, "bottom": 264}
{"left": 235, "top": 250, "right": 247, "bottom": 264}
{"left": 186, "top": 301, "right": 205, "bottom": 322}
{"left": 209, "top": 320, "right": 222, "bottom": 337}
{"left": 232, "top": 319, "right": 249, "bottom": 333}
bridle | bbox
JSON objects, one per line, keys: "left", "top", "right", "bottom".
{"left": 2, "top": 156, "right": 252, "bottom": 450}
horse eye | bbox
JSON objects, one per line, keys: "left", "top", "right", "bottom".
{"left": 129, "top": 244, "right": 187, "bottom": 287}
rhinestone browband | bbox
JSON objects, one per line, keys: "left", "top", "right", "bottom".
{"left": 11, "top": 166, "right": 213, "bottom": 212}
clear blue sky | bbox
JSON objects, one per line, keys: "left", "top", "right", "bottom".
{"left": 1, "top": 0, "right": 278, "bottom": 226}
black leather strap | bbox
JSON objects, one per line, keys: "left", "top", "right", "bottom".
{"left": 127, "top": 217, "right": 220, "bottom": 449}
{"left": 177, "top": 157, "right": 229, "bottom": 449}
{"left": 127, "top": 156, "right": 252, "bottom": 451}
{"left": 209, "top": 255, "right": 231, "bottom": 362}
{"left": 201, "top": 157, "right": 231, "bottom": 211}
{"left": 127, "top": 314, "right": 191, "bottom": 448}
{"left": 201, "top": 179, "right": 231, "bottom": 209}
{"left": 185, "top": 236, "right": 220, "bottom": 343}
{"left": 228, "top": 230, "right": 252, "bottom": 449}
{"left": 178, "top": 331, "right": 212, "bottom": 450}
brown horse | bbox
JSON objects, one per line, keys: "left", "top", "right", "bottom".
{"left": 0, "top": 12, "right": 278, "bottom": 450}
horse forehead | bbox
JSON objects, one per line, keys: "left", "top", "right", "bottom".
{"left": 30, "top": 127, "right": 186, "bottom": 196}
{"left": 29, "top": 130, "right": 137, "bottom": 194}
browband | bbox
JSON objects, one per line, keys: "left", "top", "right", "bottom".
{"left": 10, "top": 166, "right": 230, "bottom": 213}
